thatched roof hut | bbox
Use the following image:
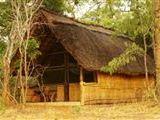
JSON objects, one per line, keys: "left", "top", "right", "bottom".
{"left": 27, "top": 8, "right": 155, "bottom": 104}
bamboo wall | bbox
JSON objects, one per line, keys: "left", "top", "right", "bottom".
{"left": 26, "top": 73, "right": 155, "bottom": 104}
{"left": 27, "top": 83, "right": 80, "bottom": 102}
{"left": 82, "top": 72, "right": 155, "bottom": 105}
{"left": 56, "top": 83, "right": 80, "bottom": 101}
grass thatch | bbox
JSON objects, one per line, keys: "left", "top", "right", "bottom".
{"left": 31, "top": 8, "right": 155, "bottom": 75}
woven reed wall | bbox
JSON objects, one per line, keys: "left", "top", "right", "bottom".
{"left": 82, "top": 72, "right": 155, "bottom": 105}
{"left": 69, "top": 83, "right": 80, "bottom": 101}
{"left": 56, "top": 84, "right": 64, "bottom": 101}
{"left": 27, "top": 83, "right": 80, "bottom": 102}
{"left": 54, "top": 83, "right": 80, "bottom": 101}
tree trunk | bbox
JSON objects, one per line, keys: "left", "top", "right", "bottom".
{"left": 154, "top": 0, "right": 160, "bottom": 97}
{"left": 2, "top": 58, "right": 11, "bottom": 105}
{"left": 143, "top": 34, "right": 149, "bottom": 81}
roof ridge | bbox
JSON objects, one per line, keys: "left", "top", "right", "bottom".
{"left": 39, "top": 7, "right": 133, "bottom": 41}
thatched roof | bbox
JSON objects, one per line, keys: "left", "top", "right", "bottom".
{"left": 31, "top": 8, "right": 155, "bottom": 75}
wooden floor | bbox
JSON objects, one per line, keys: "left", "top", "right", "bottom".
{"left": 26, "top": 102, "right": 81, "bottom": 106}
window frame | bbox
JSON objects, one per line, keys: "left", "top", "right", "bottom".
{"left": 83, "top": 70, "right": 97, "bottom": 83}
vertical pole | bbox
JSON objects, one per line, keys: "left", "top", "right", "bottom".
{"left": 80, "top": 67, "right": 84, "bottom": 105}
{"left": 64, "top": 54, "right": 69, "bottom": 101}
{"left": 154, "top": 0, "right": 160, "bottom": 99}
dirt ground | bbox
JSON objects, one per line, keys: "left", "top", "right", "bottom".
{"left": 0, "top": 101, "right": 160, "bottom": 120}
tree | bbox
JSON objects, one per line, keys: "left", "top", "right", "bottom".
{"left": 83, "top": 0, "right": 153, "bottom": 80}
{"left": 0, "top": 0, "right": 42, "bottom": 105}
{"left": 154, "top": 0, "right": 160, "bottom": 97}
{"left": 0, "top": 1, "right": 12, "bottom": 105}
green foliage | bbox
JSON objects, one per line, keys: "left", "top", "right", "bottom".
{"left": 0, "top": 41, "right": 6, "bottom": 65}
{"left": 82, "top": 0, "right": 153, "bottom": 38}
{"left": 43, "top": 0, "right": 89, "bottom": 16}
{"left": 9, "top": 38, "right": 41, "bottom": 72}
{"left": 82, "top": 0, "right": 127, "bottom": 28}
{"left": 117, "top": 0, "right": 153, "bottom": 37}
{"left": 43, "top": 0, "right": 66, "bottom": 13}
{"left": 0, "top": 2, "right": 11, "bottom": 37}
{"left": 0, "top": 41, "right": 6, "bottom": 80}
{"left": 101, "top": 43, "right": 144, "bottom": 74}
{"left": 0, "top": 41, "right": 6, "bottom": 78}
{"left": 27, "top": 77, "right": 39, "bottom": 87}
{"left": 26, "top": 38, "right": 41, "bottom": 59}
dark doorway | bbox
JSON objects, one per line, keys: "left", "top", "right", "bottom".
{"left": 41, "top": 42, "right": 80, "bottom": 101}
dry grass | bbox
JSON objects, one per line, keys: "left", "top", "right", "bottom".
{"left": 0, "top": 101, "right": 160, "bottom": 120}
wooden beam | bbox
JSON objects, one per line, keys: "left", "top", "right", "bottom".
{"left": 80, "top": 67, "right": 84, "bottom": 105}
{"left": 64, "top": 54, "right": 69, "bottom": 101}
{"left": 47, "top": 51, "right": 67, "bottom": 56}
{"left": 80, "top": 67, "right": 83, "bottom": 82}
{"left": 94, "top": 71, "right": 98, "bottom": 82}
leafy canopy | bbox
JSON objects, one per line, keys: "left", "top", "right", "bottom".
{"left": 101, "top": 43, "right": 144, "bottom": 74}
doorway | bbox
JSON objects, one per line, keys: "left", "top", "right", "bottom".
{"left": 41, "top": 42, "right": 80, "bottom": 102}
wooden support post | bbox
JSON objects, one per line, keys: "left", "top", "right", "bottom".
{"left": 64, "top": 54, "right": 69, "bottom": 101}
{"left": 80, "top": 67, "right": 84, "bottom": 105}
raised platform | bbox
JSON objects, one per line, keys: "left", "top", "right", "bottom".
{"left": 26, "top": 102, "right": 81, "bottom": 107}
